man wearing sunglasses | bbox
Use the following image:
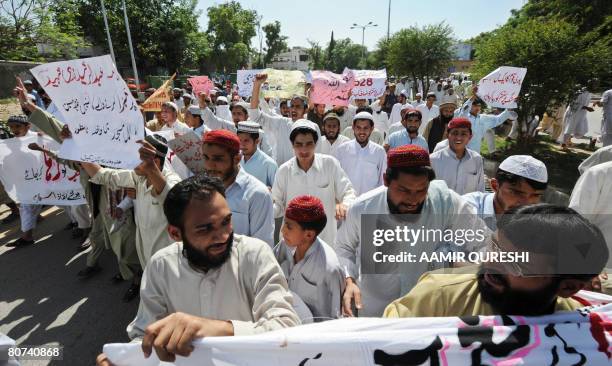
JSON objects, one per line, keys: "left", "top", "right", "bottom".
{"left": 384, "top": 204, "right": 609, "bottom": 317}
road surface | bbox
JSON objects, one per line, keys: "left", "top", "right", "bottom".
{"left": 0, "top": 205, "right": 138, "bottom": 365}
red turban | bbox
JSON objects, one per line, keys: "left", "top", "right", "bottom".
{"left": 447, "top": 117, "right": 472, "bottom": 131}
{"left": 203, "top": 130, "right": 240, "bottom": 155}
{"left": 387, "top": 145, "right": 430, "bottom": 168}
{"left": 285, "top": 195, "right": 326, "bottom": 222}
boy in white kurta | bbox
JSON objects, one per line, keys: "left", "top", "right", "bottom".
{"left": 274, "top": 195, "right": 345, "bottom": 321}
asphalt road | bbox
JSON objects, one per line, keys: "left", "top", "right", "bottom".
{"left": 0, "top": 205, "right": 139, "bottom": 366}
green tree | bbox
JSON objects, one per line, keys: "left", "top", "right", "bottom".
{"left": 386, "top": 22, "right": 454, "bottom": 95}
{"left": 506, "top": 0, "right": 612, "bottom": 34}
{"left": 0, "top": 0, "right": 89, "bottom": 61}
{"left": 325, "top": 31, "right": 335, "bottom": 69}
{"left": 367, "top": 37, "right": 391, "bottom": 69}
{"left": 262, "top": 20, "right": 288, "bottom": 67}
{"left": 306, "top": 39, "right": 324, "bottom": 70}
{"left": 205, "top": 0, "right": 257, "bottom": 73}
{"left": 472, "top": 19, "right": 609, "bottom": 144}
{"left": 63, "top": 0, "right": 205, "bottom": 75}
{"left": 327, "top": 38, "right": 366, "bottom": 72}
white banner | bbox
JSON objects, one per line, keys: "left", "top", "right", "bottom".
{"left": 236, "top": 69, "right": 262, "bottom": 97}
{"left": 477, "top": 66, "right": 527, "bottom": 109}
{"left": 167, "top": 131, "right": 205, "bottom": 174}
{"left": 30, "top": 55, "right": 145, "bottom": 168}
{"left": 104, "top": 297, "right": 612, "bottom": 366}
{"left": 0, "top": 133, "right": 85, "bottom": 205}
{"left": 346, "top": 68, "right": 387, "bottom": 99}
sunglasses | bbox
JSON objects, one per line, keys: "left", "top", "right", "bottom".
{"left": 488, "top": 236, "right": 539, "bottom": 277}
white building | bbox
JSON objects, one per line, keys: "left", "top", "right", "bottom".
{"left": 269, "top": 47, "right": 310, "bottom": 71}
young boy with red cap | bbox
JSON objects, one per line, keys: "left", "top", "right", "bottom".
{"left": 274, "top": 195, "right": 345, "bottom": 321}
{"left": 430, "top": 117, "right": 485, "bottom": 195}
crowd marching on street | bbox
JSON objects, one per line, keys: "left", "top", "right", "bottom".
{"left": 1, "top": 64, "right": 611, "bottom": 365}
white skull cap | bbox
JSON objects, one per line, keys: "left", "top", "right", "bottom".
{"left": 499, "top": 155, "right": 548, "bottom": 183}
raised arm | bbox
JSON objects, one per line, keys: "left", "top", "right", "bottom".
{"left": 250, "top": 73, "right": 267, "bottom": 110}
{"left": 15, "top": 77, "right": 65, "bottom": 142}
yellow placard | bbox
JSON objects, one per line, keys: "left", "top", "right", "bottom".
{"left": 261, "top": 68, "right": 306, "bottom": 99}
{"left": 142, "top": 74, "right": 176, "bottom": 112}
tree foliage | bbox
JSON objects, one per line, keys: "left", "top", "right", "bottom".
{"left": 0, "top": 0, "right": 89, "bottom": 61}
{"left": 52, "top": 0, "right": 205, "bottom": 75}
{"left": 386, "top": 22, "right": 454, "bottom": 94}
{"left": 205, "top": 0, "right": 257, "bottom": 73}
{"left": 306, "top": 39, "right": 324, "bottom": 70}
{"left": 472, "top": 19, "right": 610, "bottom": 141}
{"left": 306, "top": 35, "right": 366, "bottom": 72}
{"left": 262, "top": 20, "right": 288, "bottom": 67}
{"left": 326, "top": 38, "right": 366, "bottom": 73}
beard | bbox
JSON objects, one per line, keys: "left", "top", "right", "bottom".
{"left": 324, "top": 130, "right": 338, "bottom": 140}
{"left": 387, "top": 196, "right": 425, "bottom": 219}
{"left": 441, "top": 112, "right": 454, "bottom": 122}
{"left": 206, "top": 164, "right": 237, "bottom": 182}
{"left": 407, "top": 126, "right": 419, "bottom": 134}
{"left": 477, "top": 266, "right": 560, "bottom": 316}
{"left": 182, "top": 231, "right": 234, "bottom": 272}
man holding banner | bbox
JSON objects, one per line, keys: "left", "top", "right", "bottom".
{"left": 456, "top": 86, "right": 517, "bottom": 154}
{"left": 250, "top": 74, "right": 320, "bottom": 166}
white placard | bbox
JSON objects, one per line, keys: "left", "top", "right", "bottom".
{"left": 477, "top": 66, "right": 527, "bottom": 109}
{"left": 346, "top": 68, "right": 387, "bottom": 98}
{"left": 0, "top": 133, "right": 85, "bottom": 205}
{"left": 167, "top": 131, "right": 204, "bottom": 174}
{"left": 236, "top": 69, "right": 262, "bottom": 97}
{"left": 30, "top": 55, "right": 145, "bottom": 168}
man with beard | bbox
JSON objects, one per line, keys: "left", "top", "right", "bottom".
{"left": 306, "top": 102, "right": 326, "bottom": 130}
{"left": 335, "top": 145, "right": 482, "bottom": 317}
{"left": 95, "top": 174, "right": 300, "bottom": 365}
{"left": 383, "top": 204, "right": 608, "bottom": 317}
{"left": 422, "top": 96, "right": 457, "bottom": 152}
{"left": 334, "top": 112, "right": 387, "bottom": 197}
{"left": 202, "top": 130, "right": 274, "bottom": 247}
{"left": 316, "top": 112, "right": 350, "bottom": 156}
{"left": 463, "top": 155, "right": 548, "bottom": 231}
{"left": 386, "top": 104, "right": 415, "bottom": 138}
{"left": 171, "top": 88, "right": 184, "bottom": 109}
{"left": 250, "top": 74, "right": 320, "bottom": 166}
{"left": 386, "top": 109, "right": 428, "bottom": 151}
{"left": 198, "top": 93, "right": 274, "bottom": 159}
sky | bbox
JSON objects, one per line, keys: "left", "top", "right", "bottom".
{"left": 196, "top": 0, "right": 526, "bottom": 50}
